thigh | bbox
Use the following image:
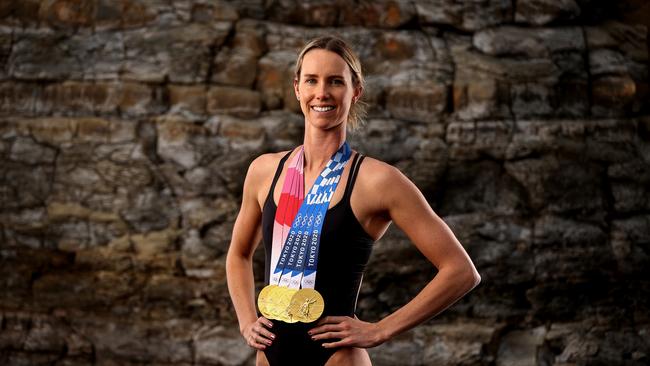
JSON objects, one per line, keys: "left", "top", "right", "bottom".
{"left": 256, "top": 351, "right": 270, "bottom": 366}
{"left": 325, "top": 347, "right": 371, "bottom": 366}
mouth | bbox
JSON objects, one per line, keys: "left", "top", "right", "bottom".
{"left": 311, "top": 105, "right": 336, "bottom": 113}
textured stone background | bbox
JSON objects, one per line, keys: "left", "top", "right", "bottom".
{"left": 1, "top": 0, "right": 649, "bottom": 365}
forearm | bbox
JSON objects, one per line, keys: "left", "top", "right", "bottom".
{"left": 376, "top": 264, "right": 480, "bottom": 342}
{"left": 226, "top": 251, "right": 259, "bottom": 333}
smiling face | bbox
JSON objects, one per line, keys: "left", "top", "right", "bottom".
{"left": 294, "top": 49, "right": 362, "bottom": 131}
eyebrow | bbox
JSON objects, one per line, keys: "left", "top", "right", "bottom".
{"left": 303, "top": 74, "right": 345, "bottom": 79}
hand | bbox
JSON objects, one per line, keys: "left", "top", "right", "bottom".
{"left": 241, "top": 317, "right": 275, "bottom": 350}
{"left": 308, "top": 315, "right": 387, "bottom": 349}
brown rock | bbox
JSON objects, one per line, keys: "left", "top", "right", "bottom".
{"left": 0, "top": 82, "right": 44, "bottom": 116}
{"left": 611, "top": 216, "right": 650, "bottom": 275}
{"left": 416, "top": 0, "right": 512, "bottom": 31}
{"left": 339, "top": 0, "right": 414, "bottom": 28}
{"left": 473, "top": 26, "right": 585, "bottom": 57}
{"left": 8, "top": 30, "right": 124, "bottom": 80}
{"left": 92, "top": 0, "right": 126, "bottom": 30}
{"left": 419, "top": 322, "right": 499, "bottom": 365}
{"left": 131, "top": 228, "right": 180, "bottom": 258}
{"left": 212, "top": 48, "right": 259, "bottom": 87}
{"left": 515, "top": 0, "right": 581, "bottom": 25}
{"left": 533, "top": 215, "right": 612, "bottom": 281}
{"left": 256, "top": 51, "right": 296, "bottom": 110}
{"left": 75, "top": 118, "right": 136, "bottom": 144}
{"left": 505, "top": 155, "right": 606, "bottom": 217}
{"left": 118, "top": 82, "right": 161, "bottom": 116}
{"left": 156, "top": 116, "right": 219, "bottom": 169}
{"left": 8, "top": 0, "right": 42, "bottom": 25}
{"left": 38, "top": 0, "right": 96, "bottom": 28}
{"left": 9, "top": 136, "right": 57, "bottom": 164}
{"left": 0, "top": 1, "right": 12, "bottom": 18}
{"left": 439, "top": 159, "right": 528, "bottom": 217}
{"left": 591, "top": 75, "right": 637, "bottom": 116}
{"left": 589, "top": 48, "right": 629, "bottom": 76}
{"left": 453, "top": 79, "right": 510, "bottom": 120}
{"left": 267, "top": 1, "right": 339, "bottom": 27}
{"left": 44, "top": 81, "right": 120, "bottom": 116}
{"left": 232, "top": 21, "right": 267, "bottom": 56}
{"left": 207, "top": 86, "right": 261, "bottom": 118}
{"left": 168, "top": 84, "right": 207, "bottom": 117}
{"left": 122, "top": 23, "right": 231, "bottom": 83}
{"left": 194, "top": 325, "right": 253, "bottom": 366}
{"left": 386, "top": 84, "right": 447, "bottom": 123}
{"left": 210, "top": 1, "right": 239, "bottom": 21}
{"left": 9, "top": 30, "right": 79, "bottom": 80}
{"left": 118, "top": 0, "right": 157, "bottom": 29}
{"left": 219, "top": 118, "right": 265, "bottom": 140}
{"left": 2, "top": 162, "right": 54, "bottom": 209}
{"left": 496, "top": 327, "right": 547, "bottom": 366}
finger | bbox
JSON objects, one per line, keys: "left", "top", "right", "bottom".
{"left": 256, "top": 326, "right": 276, "bottom": 342}
{"left": 309, "top": 324, "right": 342, "bottom": 335}
{"left": 311, "top": 331, "right": 347, "bottom": 341}
{"left": 316, "top": 316, "right": 348, "bottom": 326}
{"left": 258, "top": 317, "right": 273, "bottom": 328}
{"left": 247, "top": 335, "right": 268, "bottom": 350}
{"left": 322, "top": 338, "right": 351, "bottom": 348}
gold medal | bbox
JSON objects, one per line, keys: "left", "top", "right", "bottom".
{"left": 257, "top": 285, "right": 277, "bottom": 319}
{"left": 286, "top": 288, "right": 324, "bottom": 323}
{"left": 263, "top": 286, "right": 297, "bottom": 322}
{"left": 276, "top": 287, "right": 298, "bottom": 323}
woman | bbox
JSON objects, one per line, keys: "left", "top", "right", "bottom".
{"left": 226, "top": 36, "right": 481, "bottom": 366}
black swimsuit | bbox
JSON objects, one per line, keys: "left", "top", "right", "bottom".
{"left": 261, "top": 150, "right": 375, "bottom": 366}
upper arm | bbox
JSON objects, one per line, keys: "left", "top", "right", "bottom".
{"left": 228, "top": 155, "right": 272, "bottom": 260}
{"left": 375, "top": 163, "right": 474, "bottom": 272}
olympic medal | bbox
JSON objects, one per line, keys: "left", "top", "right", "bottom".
{"left": 257, "top": 285, "right": 277, "bottom": 319}
{"left": 277, "top": 287, "right": 298, "bottom": 323}
{"left": 266, "top": 286, "right": 297, "bottom": 323}
{"left": 286, "top": 288, "right": 324, "bottom": 323}
{"left": 265, "top": 286, "right": 286, "bottom": 320}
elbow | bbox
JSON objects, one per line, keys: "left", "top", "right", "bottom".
{"left": 456, "top": 262, "right": 481, "bottom": 293}
{"left": 470, "top": 269, "right": 481, "bottom": 288}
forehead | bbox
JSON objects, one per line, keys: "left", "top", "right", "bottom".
{"left": 300, "top": 49, "right": 351, "bottom": 78}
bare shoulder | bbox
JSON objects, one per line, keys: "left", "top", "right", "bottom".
{"left": 354, "top": 155, "right": 424, "bottom": 212}
{"left": 356, "top": 155, "right": 410, "bottom": 187}
{"left": 246, "top": 150, "right": 289, "bottom": 183}
{"left": 244, "top": 150, "right": 291, "bottom": 208}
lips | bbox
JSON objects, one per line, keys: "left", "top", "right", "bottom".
{"left": 311, "top": 105, "right": 336, "bottom": 112}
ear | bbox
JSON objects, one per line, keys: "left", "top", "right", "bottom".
{"left": 293, "top": 78, "right": 300, "bottom": 100}
{"left": 353, "top": 84, "right": 363, "bottom": 103}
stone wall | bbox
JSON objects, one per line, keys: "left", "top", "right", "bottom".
{"left": 1, "top": 1, "right": 649, "bottom": 365}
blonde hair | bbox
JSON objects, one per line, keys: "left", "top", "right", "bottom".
{"left": 294, "top": 36, "right": 367, "bottom": 130}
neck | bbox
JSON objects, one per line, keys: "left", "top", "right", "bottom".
{"left": 302, "top": 124, "right": 346, "bottom": 172}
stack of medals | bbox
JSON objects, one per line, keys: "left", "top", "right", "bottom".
{"left": 258, "top": 143, "right": 352, "bottom": 323}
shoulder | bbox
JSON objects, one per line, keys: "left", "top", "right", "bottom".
{"left": 248, "top": 150, "right": 290, "bottom": 177}
{"left": 355, "top": 155, "right": 422, "bottom": 210}
{"left": 356, "top": 155, "right": 409, "bottom": 187}
{"left": 243, "top": 150, "right": 291, "bottom": 193}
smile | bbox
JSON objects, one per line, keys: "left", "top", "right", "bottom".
{"left": 311, "top": 106, "right": 336, "bottom": 112}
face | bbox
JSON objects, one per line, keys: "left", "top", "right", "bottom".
{"left": 294, "top": 49, "right": 362, "bottom": 130}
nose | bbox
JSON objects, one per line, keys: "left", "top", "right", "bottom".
{"left": 315, "top": 83, "right": 331, "bottom": 100}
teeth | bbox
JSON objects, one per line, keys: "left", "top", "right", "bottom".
{"left": 312, "top": 106, "right": 335, "bottom": 112}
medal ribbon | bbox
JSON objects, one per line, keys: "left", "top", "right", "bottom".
{"left": 269, "top": 142, "right": 352, "bottom": 289}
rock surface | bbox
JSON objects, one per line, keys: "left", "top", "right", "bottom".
{"left": 1, "top": 1, "right": 649, "bottom": 366}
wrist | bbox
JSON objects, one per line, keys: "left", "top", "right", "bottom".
{"left": 374, "top": 320, "right": 392, "bottom": 345}
{"left": 239, "top": 316, "right": 257, "bottom": 335}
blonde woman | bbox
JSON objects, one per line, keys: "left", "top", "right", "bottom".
{"left": 226, "top": 36, "right": 481, "bottom": 366}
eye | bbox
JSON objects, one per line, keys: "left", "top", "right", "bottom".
{"left": 331, "top": 79, "right": 344, "bottom": 85}
{"left": 305, "top": 78, "right": 317, "bottom": 84}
